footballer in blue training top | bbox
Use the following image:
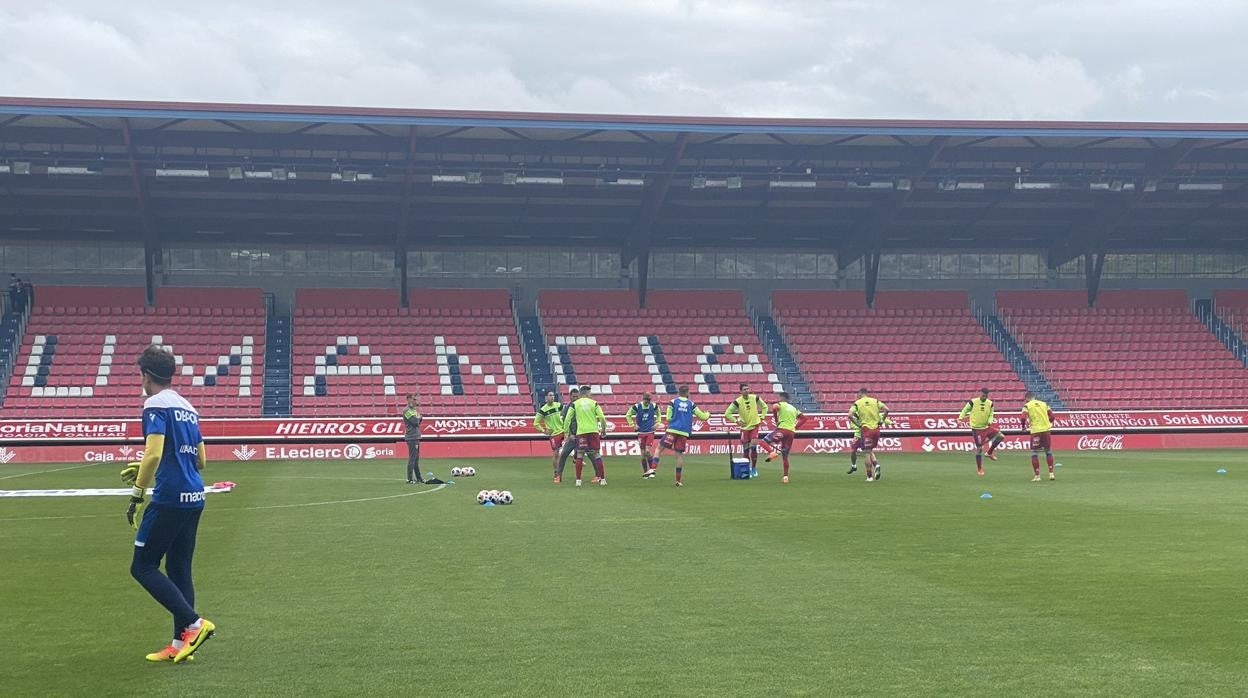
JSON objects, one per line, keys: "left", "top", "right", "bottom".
{"left": 123, "top": 344, "right": 216, "bottom": 663}
{"left": 625, "top": 393, "right": 661, "bottom": 478}
{"left": 654, "top": 386, "right": 710, "bottom": 487}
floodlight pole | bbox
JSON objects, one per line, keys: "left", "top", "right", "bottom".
{"left": 122, "top": 118, "right": 159, "bottom": 306}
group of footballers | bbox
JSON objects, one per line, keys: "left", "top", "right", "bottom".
{"left": 533, "top": 384, "right": 1061, "bottom": 485}
{"left": 123, "top": 340, "right": 1061, "bottom": 667}
{"left": 960, "top": 387, "right": 1059, "bottom": 482}
{"left": 533, "top": 382, "right": 892, "bottom": 486}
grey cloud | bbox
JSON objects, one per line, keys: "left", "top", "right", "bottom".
{"left": 1, "top": 0, "right": 1246, "bottom": 120}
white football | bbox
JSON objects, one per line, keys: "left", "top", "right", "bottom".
{"left": 487, "top": 489, "right": 501, "bottom": 503}
{"left": 498, "top": 490, "right": 514, "bottom": 505}
{"left": 467, "top": 467, "right": 477, "bottom": 476}
{"left": 451, "top": 467, "right": 463, "bottom": 477}
{"left": 476, "top": 490, "right": 490, "bottom": 504}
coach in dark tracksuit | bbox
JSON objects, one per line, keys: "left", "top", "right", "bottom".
{"left": 555, "top": 388, "right": 581, "bottom": 479}
{"left": 403, "top": 395, "right": 424, "bottom": 484}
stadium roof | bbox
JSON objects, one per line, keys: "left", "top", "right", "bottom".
{"left": 3, "top": 96, "right": 1248, "bottom": 301}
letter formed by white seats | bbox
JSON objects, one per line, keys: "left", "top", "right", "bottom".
{"left": 548, "top": 335, "right": 619, "bottom": 396}
{"left": 28, "top": 334, "right": 112, "bottom": 398}
{"left": 302, "top": 338, "right": 395, "bottom": 396}
{"left": 158, "top": 335, "right": 260, "bottom": 397}
{"left": 440, "top": 335, "right": 521, "bottom": 395}
{"left": 696, "top": 335, "right": 771, "bottom": 390}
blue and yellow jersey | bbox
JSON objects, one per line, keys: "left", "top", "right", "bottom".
{"left": 142, "top": 390, "right": 205, "bottom": 509}
{"left": 665, "top": 397, "right": 711, "bottom": 437}
{"left": 626, "top": 402, "right": 660, "bottom": 433}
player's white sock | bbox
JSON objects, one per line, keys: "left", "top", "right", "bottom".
{"left": 172, "top": 639, "right": 186, "bottom": 650}
{"left": 186, "top": 619, "right": 203, "bottom": 632}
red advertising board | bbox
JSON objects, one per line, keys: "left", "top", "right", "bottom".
{"left": 2, "top": 409, "right": 1247, "bottom": 444}
{"left": 2, "top": 431, "right": 1247, "bottom": 466}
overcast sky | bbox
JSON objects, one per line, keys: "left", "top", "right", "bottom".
{"left": 1, "top": 1, "right": 1245, "bottom": 121}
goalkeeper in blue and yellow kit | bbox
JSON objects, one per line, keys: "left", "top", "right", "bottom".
{"left": 122, "top": 345, "right": 216, "bottom": 663}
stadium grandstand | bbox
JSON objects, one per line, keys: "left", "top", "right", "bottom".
{"left": 2, "top": 96, "right": 1248, "bottom": 420}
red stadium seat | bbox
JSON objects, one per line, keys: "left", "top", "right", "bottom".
{"left": 288, "top": 289, "right": 531, "bottom": 418}
{"left": 772, "top": 291, "right": 1024, "bottom": 411}
{"left": 997, "top": 290, "right": 1248, "bottom": 409}
{"left": 4, "top": 290, "right": 267, "bottom": 418}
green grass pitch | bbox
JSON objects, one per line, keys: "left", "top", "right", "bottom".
{"left": 2, "top": 450, "right": 1246, "bottom": 697}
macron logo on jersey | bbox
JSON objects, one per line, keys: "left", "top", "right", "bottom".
{"left": 142, "top": 390, "right": 204, "bottom": 508}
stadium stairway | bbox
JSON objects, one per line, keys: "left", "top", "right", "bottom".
{"left": 974, "top": 305, "right": 1066, "bottom": 409}
{"left": 1194, "top": 299, "right": 1248, "bottom": 368}
{"left": 753, "top": 315, "right": 819, "bottom": 411}
{"left": 263, "top": 311, "right": 292, "bottom": 416}
{"left": 518, "top": 315, "right": 556, "bottom": 407}
{"left": 0, "top": 294, "right": 32, "bottom": 407}
{"left": 646, "top": 335, "right": 678, "bottom": 395}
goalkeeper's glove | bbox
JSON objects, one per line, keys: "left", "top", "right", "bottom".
{"left": 882, "top": 418, "right": 895, "bottom": 427}
{"left": 119, "top": 462, "right": 141, "bottom": 485}
{"left": 125, "top": 487, "right": 147, "bottom": 529}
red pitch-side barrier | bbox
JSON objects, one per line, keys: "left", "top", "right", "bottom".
{"left": 3, "top": 432, "right": 1248, "bottom": 466}
{"left": 1, "top": 409, "right": 1247, "bottom": 464}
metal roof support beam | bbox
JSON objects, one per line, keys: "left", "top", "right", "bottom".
{"left": 396, "top": 126, "right": 417, "bottom": 308}
{"left": 630, "top": 133, "right": 689, "bottom": 308}
{"left": 836, "top": 243, "right": 867, "bottom": 272}
{"left": 864, "top": 250, "right": 882, "bottom": 309}
{"left": 1052, "top": 138, "right": 1200, "bottom": 269}
{"left": 872, "top": 136, "right": 950, "bottom": 245}
{"left": 1047, "top": 242, "right": 1078, "bottom": 270}
{"left": 1085, "top": 251, "right": 1106, "bottom": 307}
{"left": 122, "top": 117, "right": 159, "bottom": 306}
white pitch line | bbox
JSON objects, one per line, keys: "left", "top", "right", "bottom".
{"left": 0, "top": 463, "right": 96, "bottom": 481}
{"left": 0, "top": 483, "right": 448, "bottom": 522}
{"left": 265, "top": 475, "right": 425, "bottom": 482}
{"left": 241, "top": 483, "right": 447, "bottom": 510}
